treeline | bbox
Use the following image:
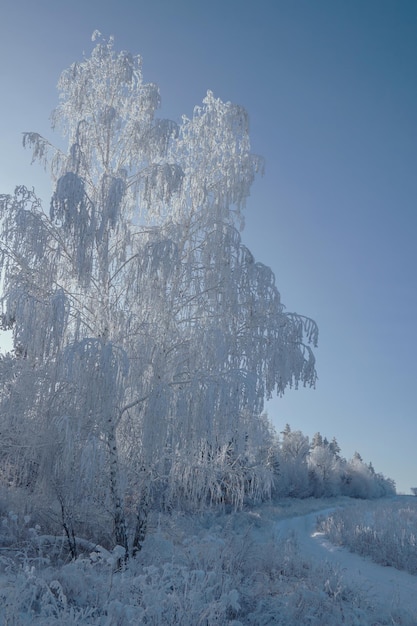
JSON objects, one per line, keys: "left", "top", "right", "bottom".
{"left": 0, "top": 391, "right": 394, "bottom": 556}
{"left": 267, "top": 424, "right": 395, "bottom": 500}
{"left": 131, "top": 417, "right": 396, "bottom": 514}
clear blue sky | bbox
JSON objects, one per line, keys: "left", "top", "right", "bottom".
{"left": 1, "top": 0, "right": 416, "bottom": 493}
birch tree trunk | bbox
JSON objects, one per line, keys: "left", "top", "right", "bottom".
{"left": 107, "top": 423, "right": 128, "bottom": 559}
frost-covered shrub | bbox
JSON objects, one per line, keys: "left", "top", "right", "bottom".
{"left": 1, "top": 501, "right": 415, "bottom": 625}
{"left": 0, "top": 509, "right": 52, "bottom": 572}
{"left": 319, "top": 497, "right": 417, "bottom": 574}
{"left": 0, "top": 565, "right": 98, "bottom": 625}
{"left": 164, "top": 439, "right": 274, "bottom": 513}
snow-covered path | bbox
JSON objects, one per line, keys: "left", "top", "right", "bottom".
{"left": 275, "top": 509, "right": 417, "bottom": 620}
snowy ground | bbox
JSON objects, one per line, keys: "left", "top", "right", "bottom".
{"left": 275, "top": 504, "right": 417, "bottom": 621}
{"left": 1, "top": 496, "right": 417, "bottom": 624}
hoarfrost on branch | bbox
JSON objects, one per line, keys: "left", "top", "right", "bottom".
{"left": 0, "top": 34, "right": 317, "bottom": 556}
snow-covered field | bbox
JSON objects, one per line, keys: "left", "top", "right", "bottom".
{"left": 1, "top": 497, "right": 416, "bottom": 625}
{"left": 278, "top": 499, "right": 417, "bottom": 623}
{"left": 317, "top": 497, "right": 417, "bottom": 575}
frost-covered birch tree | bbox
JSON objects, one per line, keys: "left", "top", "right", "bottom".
{"left": 0, "top": 34, "right": 318, "bottom": 557}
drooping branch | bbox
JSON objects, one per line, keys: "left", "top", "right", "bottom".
{"left": 0, "top": 35, "right": 319, "bottom": 548}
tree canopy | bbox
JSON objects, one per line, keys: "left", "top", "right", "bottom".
{"left": 0, "top": 34, "right": 318, "bottom": 557}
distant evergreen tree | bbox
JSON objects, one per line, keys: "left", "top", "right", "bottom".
{"left": 311, "top": 432, "right": 323, "bottom": 449}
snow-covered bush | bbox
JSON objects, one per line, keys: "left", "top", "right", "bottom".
{"left": 318, "top": 497, "right": 417, "bottom": 574}
{"left": 1, "top": 500, "right": 415, "bottom": 625}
